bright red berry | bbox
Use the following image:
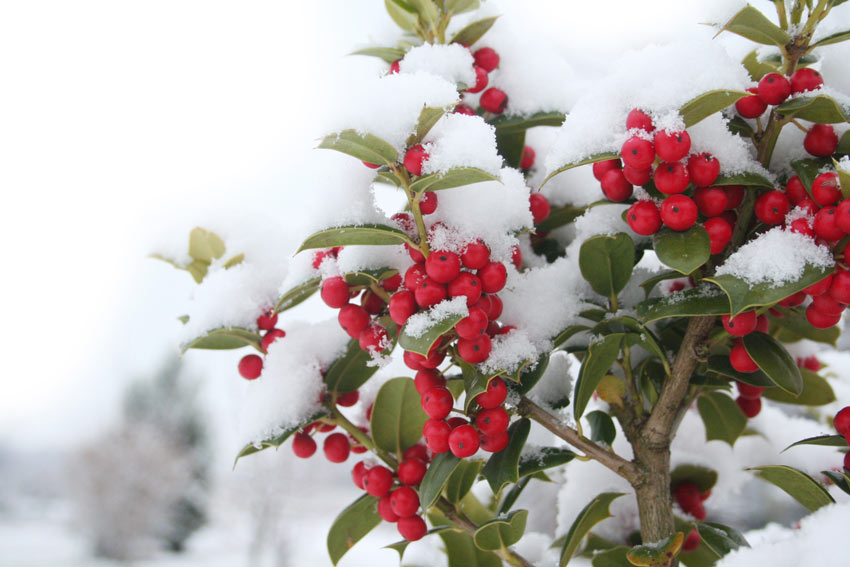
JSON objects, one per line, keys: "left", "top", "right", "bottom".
{"left": 626, "top": 201, "right": 662, "bottom": 235}
{"left": 474, "top": 294, "right": 503, "bottom": 321}
{"left": 389, "top": 290, "right": 417, "bottom": 326}
{"left": 683, "top": 529, "right": 700, "bottom": 552}
{"left": 389, "top": 59, "right": 400, "bottom": 74}
{"left": 511, "top": 246, "right": 522, "bottom": 269}
{"left": 755, "top": 190, "right": 791, "bottom": 225}
{"left": 378, "top": 495, "right": 399, "bottom": 522}
{"left": 414, "top": 276, "right": 448, "bottom": 309}
{"left": 790, "top": 218, "right": 816, "bottom": 238}
{"left": 336, "top": 390, "right": 360, "bottom": 407}
{"left": 478, "top": 263, "right": 507, "bottom": 295}
{"left": 623, "top": 165, "right": 652, "bottom": 186}
{"left": 758, "top": 73, "right": 791, "bottom": 105}
{"left": 480, "top": 430, "right": 510, "bottom": 452}
{"left": 812, "top": 172, "right": 841, "bottom": 207}
{"left": 804, "top": 273, "right": 834, "bottom": 297}
{"left": 361, "top": 289, "right": 385, "bottom": 315}
{"left": 321, "top": 276, "right": 349, "bottom": 308}
{"left": 404, "top": 144, "right": 429, "bottom": 176}
{"left": 654, "top": 130, "right": 691, "bottom": 162}
{"left": 261, "top": 328, "right": 286, "bottom": 352}
{"left": 829, "top": 270, "right": 850, "bottom": 303}
{"left": 704, "top": 217, "right": 733, "bottom": 254}
{"left": 834, "top": 407, "right": 850, "bottom": 436}
{"left": 812, "top": 293, "right": 846, "bottom": 315}
{"left": 426, "top": 250, "right": 461, "bottom": 284}
{"left": 476, "top": 406, "right": 509, "bottom": 436}
{"left": 256, "top": 309, "right": 278, "bottom": 331}
{"left": 473, "top": 47, "right": 500, "bottom": 72}
{"left": 405, "top": 264, "right": 427, "bottom": 291}
{"left": 654, "top": 161, "right": 690, "bottom": 195}
{"left": 736, "top": 395, "right": 762, "bottom": 418}
{"left": 403, "top": 444, "right": 430, "bottom": 463}
{"left": 600, "top": 169, "right": 634, "bottom": 201}
{"left": 673, "top": 482, "right": 706, "bottom": 521}
{"left": 423, "top": 419, "right": 451, "bottom": 453}
{"left": 364, "top": 466, "right": 394, "bottom": 497}
{"left": 390, "top": 486, "right": 420, "bottom": 518}
{"left": 779, "top": 291, "right": 806, "bottom": 307}
{"left": 421, "top": 387, "right": 454, "bottom": 420}
{"left": 735, "top": 87, "right": 768, "bottom": 118}
{"left": 592, "top": 159, "right": 622, "bottom": 181}
{"left": 520, "top": 146, "right": 536, "bottom": 170}
{"left": 806, "top": 303, "right": 842, "bottom": 329}
{"left": 238, "top": 354, "right": 263, "bottom": 380}
{"left": 621, "top": 136, "right": 655, "bottom": 169}
{"left": 730, "top": 343, "right": 759, "bottom": 373}
{"left": 398, "top": 459, "right": 427, "bottom": 486}
{"left": 447, "top": 272, "right": 482, "bottom": 306}
{"left": 475, "top": 377, "right": 507, "bottom": 409}
{"left": 419, "top": 191, "right": 438, "bottom": 215}
{"left": 813, "top": 207, "right": 845, "bottom": 241}
{"left": 323, "top": 433, "right": 350, "bottom": 463}
{"left": 737, "top": 381, "right": 764, "bottom": 399}
{"left": 790, "top": 67, "right": 824, "bottom": 94}
{"left": 835, "top": 199, "right": 850, "bottom": 233}
{"left": 785, "top": 176, "right": 808, "bottom": 204}
{"left": 455, "top": 307, "right": 489, "bottom": 340}
{"left": 453, "top": 103, "right": 476, "bottom": 115}
{"left": 479, "top": 87, "right": 508, "bottom": 114}
{"left": 660, "top": 195, "right": 698, "bottom": 231}
{"left": 338, "top": 304, "right": 371, "bottom": 338}
{"left": 449, "top": 424, "right": 480, "bottom": 458}
{"left": 722, "top": 311, "right": 757, "bottom": 336}
{"left": 352, "top": 461, "right": 370, "bottom": 489}
{"left": 694, "top": 187, "right": 728, "bottom": 217}
{"left": 461, "top": 240, "right": 490, "bottom": 270}
{"left": 414, "top": 369, "right": 446, "bottom": 395}
{"left": 626, "top": 108, "right": 654, "bottom": 132}
{"left": 291, "top": 432, "right": 317, "bottom": 458}
{"left": 358, "top": 324, "right": 388, "bottom": 354}
{"left": 465, "top": 65, "right": 489, "bottom": 93}
{"left": 457, "top": 333, "right": 492, "bottom": 364}
{"left": 397, "top": 515, "right": 427, "bottom": 541}
{"left": 687, "top": 153, "right": 720, "bottom": 187}
{"left": 529, "top": 193, "right": 550, "bottom": 223}
{"left": 804, "top": 124, "right": 838, "bottom": 157}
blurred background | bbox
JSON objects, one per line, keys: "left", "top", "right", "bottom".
{"left": 2, "top": 1, "right": 842, "bottom": 566}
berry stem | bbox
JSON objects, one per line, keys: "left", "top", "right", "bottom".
{"left": 327, "top": 404, "right": 398, "bottom": 468}
{"left": 394, "top": 164, "right": 431, "bottom": 257}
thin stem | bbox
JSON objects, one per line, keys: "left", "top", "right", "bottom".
{"left": 775, "top": 0, "right": 789, "bottom": 30}
{"left": 328, "top": 405, "right": 398, "bottom": 468}
{"left": 517, "top": 396, "right": 641, "bottom": 484}
{"left": 621, "top": 344, "right": 645, "bottom": 419}
{"left": 435, "top": 498, "right": 534, "bottom": 567}
{"left": 394, "top": 165, "right": 431, "bottom": 256}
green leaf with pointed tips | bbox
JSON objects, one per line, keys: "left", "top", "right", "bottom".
{"left": 748, "top": 465, "right": 834, "bottom": 512}
{"left": 297, "top": 224, "right": 412, "bottom": 253}
{"left": 384, "top": 0, "right": 417, "bottom": 31}
{"left": 496, "top": 129, "right": 525, "bottom": 169}
{"left": 558, "top": 492, "right": 625, "bottom": 567}
{"left": 762, "top": 368, "right": 835, "bottom": 405}
{"left": 536, "top": 204, "right": 585, "bottom": 231}
{"left": 181, "top": 327, "right": 262, "bottom": 353}
{"left": 275, "top": 277, "right": 320, "bottom": 313}
{"left": 742, "top": 332, "right": 802, "bottom": 396}
{"left": 697, "top": 391, "right": 746, "bottom": 446}
{"left": 741, "top": 49, "right": 777, "bottom": 81}
{"left": 517, "top": 447, "right": 576, "bottom": 478}
{"left": 343, "top": 267, "right": 398, "bottom": 287}
{"left": 327, "top": 494, "right": 382, "bottom": 565}
{"left": 420, "top": 453, "right": 462, "bottom": 509}
{"left": 233, "top": 410, "right": 327, "bottom": 465}
{"left": 371, "top": 377, "right": 429, "bottom": 455}
{"left": 542, "top": 151, "right": 620, "bottom": 188}
{"left": 410, "top": 167, "right": 500, "bottom": 193}
{"left": 579, "top": 233, "right": 635, "bottom": 297}
{"left": 351, "top": 46, "right": 405, "bottom": 63}
{"left": 680, "top": 90, "right": 750, "bottom": 128}
{"left": 324, "top": 321, "right": 398, "bottom": 392}
{"left": 473, "top": 509, "right": 528, "bottom": 551}
{"left": 481, "top": 418, "right": 530, "bottom": 492}
{"left": 636, "top": 285, "right": 730, "bottom": 323}
{"left": 695, "top": 522, "right": 749, "bottom": 558}
{"left": 712, "top": 172, "right": 775, "bottom": 189}
{"left": 783, "top": 434, "right": 847, "bottom": 452}
{"left": 627, "top": 532, "right": 684, "bottom": 565}
{"left": 188, "top": 227, "right": 226, "bottom": 263}
{"left": 318, "top": 129, "right": 398, "bottom": 166}
{"left": 490, "top": 111, "right": 567, "bottom": 134}
{"left": 813, "top": 29, "right": 850, "bottom": 48}
{"left": 450, "top": 16, "right": 499, "bottom": 46}
{"left": 445, "top": 459, "right": 484, "bottom": 504}
{"left": 822, "top": 470, "right": 850, "bottom": 496}
{"left": 406, "top": 105, "right": 449, "bottom": 147}
{"left": 718, "top": 5, "right": 790, "bottom": 46}
{"left": 399, "top": 307, "right": 464, "bottom": 356}
{"left": 776, "top": 95, "right": 850, "bottom": 124}
{"left": 574, "top": 334, "right": 624, "bottom": 420}
{"left": 671, "top": 465, "right": 718, "bottom": 494}
{"left": 706, "top": 355, "right": 775, "bottom": 387}
{"left": 654, "top": 226, "right": 711, "bottom": 275}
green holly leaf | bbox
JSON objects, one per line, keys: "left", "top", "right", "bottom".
{"left": 275, "top": 277, "right": 320, "bottom": 313}
{"left": 327, "top": 494, "right": 382, "bottom": 565}
{"left": 481, "top": 419, "right": 530, "bottom": 492}
{"left": 517, "top": 447, "right": 576, "bottom": 478}
{"left": 775, "top": 94, "right": 850, "bottom": 124}
{"left": 626, "top": 532, "right": 684, "bottom": 566}
{"left": 822, "top": 470, "right": 850, "bottom": 496}
{"left": 636, "top": 285, "right": 730, "bottom": 323}
{"left": 542, "top": 151, "right": 620, "bottom": 188}
{"left": 233, "top": 410, "right": 327, "bottom": 466}
{"left": 741, "top": 49, "right": 777, "bottom": 81}
{"left": 490, "top": 111, "right": 567, "bottom": 134}
{"left": 409, "top": 167, "right": 500, "bottom": 193}
{"left": 350, "top": 46, "right": 406, "bottom": 63}
{"left": 712, "top": 172, "right": 775, "bottom": 189}
{"left": 406, "top": 105, "right": 450, "bottom": 147}
{"left": 671, "top": 465, "right": 718, "bottom": 494}
{"left": 695, "top": 522, "right": 749, "bottom": 558}
{"left": 762, "top": 368, "right": 835, "bottom": 405}
{"left": 324, "top": 335, "right": 388, "bottom": 393}
{"left": 450, "top": 16, "right": 499, "bottom": 46}
{"left": 783, "top": 434, "right": 847, "bottom": 452}
{"left": 496, "top": 129, "right": 526, "bottom": 169}
{"left": 741, "top": 332, "right": 802, "bottom": 396}
{"left": 697, "top": 391, "right": 746, "bottom": 446}
{"left": 813, "top": 28, "right": 850, "bottom": 48}
{"left": 579, "top": 233, "right": 635, "bottom": 298}
{"left": 444, "top": 459, "right": 484, "bottom": 504}
{"left": 473, "top": 510, "right": 528, "bottom": 551}
{"left": 384, "top": 0, "right": 417, "bottom": 31}
{"left": 680, "top": 90, "right": 750, "bottom": 128}
{"left": 586, "top": 410, "right": 616, "bottom": 445}
{"left": 399, "top": 306, "right": 464, "bottom": 356}
{"left": 297, "top": 224, "right": 413, "bottom": 253}
{"left": 574, "top": 334, "right": 624, "bottom": 420}
{"left": 653, "top": 226, "right": 711, "bottom": 275}
{"left": 181, "top": 327, "right": 262, "bottom": 353}
{"left": 558, "top": 492, "right": 625, "bottom": 567}
{"left": 371, "top": 377, "right": 429, "bottom": 455}
{"left": 748, "top": 465, "right": 834, "bottom": 512}
{"left": 318, "top": 129, "right": 399, "bottom": 166}
{"left": 718, "top": 5, "right": 791, "bottom": 47}
{"left": 420, "top": 453, "right": 462, "bottom": 509}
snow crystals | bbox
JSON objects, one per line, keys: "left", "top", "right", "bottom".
{"left": 403, "top": 296, "right": 469, "bottom": 339}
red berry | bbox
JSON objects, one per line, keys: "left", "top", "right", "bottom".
{"left": 693, "top": 187, "right": 728, "bottom": 217}
{"left": 323, "top": 433, "right": 351, "bottom": 463}
{"left": 238, "top": 354, "right": 263, "bottom": 380}
{"left": 687, "top": 153, "right": 720, "bottom": 187}
{"left": 474, "top": 294, "right": 503, "bottom": 321}
{"left": 737, "top": 381, "right": 764, "bottom": 399}
{"left": 403, "top": 444, "right": 430, "bottom": 463}
{"left": 779, "top": 291, "right": 806, "bottom": 307}
{"left": 321, "top": 277, "right": 350, "bottom": 308}
{"left": 730, "top": 343, "right": 759, "bottom": 373}
{"left": 755, "top": 314, "right": 770, "bottom": 333}
{"left": 829, "top": 270, "right": 850, "bottom": 303}
{"left": 623, "top": 165, "right": 652, "bottom": 186}
{"left": 654, "top": 161, "right": 690, "bottom": 195}
{"left": 415, "top": 277, "right": 448, "bottom": 308}
{"left": 806, "top": 303, "right": 842, "bottom": 329}
{"left": 785, "top": 176, "right": 808, "bottom": 205}
{"left": 511, "top": 246, "right": 522, "bottom": 269}
{"left": 457, "top": 333, "right": 492, "bottom": 364}
{"left": 803, "top": 273, "right": 834, "bottom": 297}
{"left": 626, "top": 108, "right": 654, "bottom": 132}
{"left": 660, "top": 195, "right": 698, "bottom": 231}
{"left": 291, "top": 432, "right": 317, "bottom": 458}
{"left": 621, "top": 136, "right": 655, "bottom": 169}
{"left": 389, "top": 290, "right": 417, "bottom": 326}
{"left": 261, "top": 328, "right": 286, "bottom": 352}
{"left": 520, "top": 146, "right": 536, "bottom": 170}
{"left": 423, "top": 418, "right": 451, "bottom": 453}
{"left": 804, "top": 124, "right": 838, "bottom": 157}
{"left": 722, "top": 311, "right": 757, "bottom": 336}
{"left": 704, "top": 217, "right": 733, "bottom": 254}
{"left": 404, "top": 144, "right": 429, "bottom": 176}
{"left": 812, "top": 173, "right": 841, "bottom": 207}
{"left": 673, "top": 482, "right": 706, "bottom": 520}
{"left": 361, "top": 289, "right": 385, "bottom": 315}
{"left": 529, "top": 193, "right": 550, "bottom": 223}
{"left": 336, "top": 390, "right": 360, "bottom": 407}
{"left": 364, "top": 466, "right": 394, "bottom": 497}
{"left": 390, "top": 486, "right": 420, "bottom": 518}
{"left": 449, "top": 424, "right": 480, "bottom": 458}
{"left": 735, "top": 88, "right": 768, "bottom": 118}
{"left": 415, "top": 370, "right": 446, "bottom": 396}
{"left": 473, "top": 47, "right": 500, "bottom": 72}
{"left": 352, "top": 461, "right": 370, "bottom": 489}
{"left": 813, "top": 207, "right": 845, "bottom": 241}
{"left": 421, "top": 387, "right": 454, "bottom": 420}
{"left": 461, "top": 240, "right": 490, "bottom": 270}
{"left": 397, "top": 515, "right": 427, "bottom": 541}
{"left": 626, "top": 201, "right": 662, "bottom": 235}
{"left": 600, "top": 169, "right": 634, "bottom": 202}
{"left": 797, "top": 198, "right": 820, "bottom": 216}
{"left": 755, "top": 190, "right": 791, "bottom": 224}
{"left": 465, "top": 65, "right": 489, "bottom": 94}
{"left": 812, "top": 293, "right": 846, "bottom": 315}
{"left": 592, "top": 159, "right": 622, "bottom": 181}
{"left": 426, "top": 250, "right": 461, "bottom": 284}
{"left": 453, "top": 103, "right": 476, "bottom": 115}
{"left": 736, "top": 395, "right": 762, "bottom": 418}
{"left": 338, "top": 304, "right": 371, "bottom": 338}
{"left": 398, "top": 459, "right": 427, "bottom": 486}
{"left": 447, "top": 416, "right": 468, "bottom": 429}
{"left": 256, "top": 309, "right": 278, "bottom": 331}
{"left": 455, "top": 307, "right": 489, "bottom": 340}
{"left": 389, "top": 60, "right": 400, "bottom": 74}
{"left": 447, "top": 272, "right": 483, "bottom": 306}
{"left": 404, "top": 264, "right": 427, "bottom": 291}
{"left": 683, "top": 529, "right": 700, "bottom": 552}
{"left": 408, "top": 341, "right": 446, "bottom": 370}
{"left": 758, "top": 73, "right": 791, "bottom": 105}
{"left": 834, "top": 407, "right": 850, "bottom": 436}
{"left": 478, "top": 261, "right": 508, "bottom": 293}
{"left": 844, "top": 451, "right": 850, "bottom": 471}
{"left": 479, "top": 88, "right": 508, "bottom": 114}
{"left": 835, "top": 199, "right": 850, "bottom": 233}
{"left": 475, "top": 377, "right": 507, "bottom": 409}
{"left": 480, "top": 430, "right": 510, "bottom": 452}
{"left": 362, "top": 160, "right": 380, "bottom": 169}
{"left": 407, "top": 243, "right": 426, "bottom": 263}
{"left": 790, "top": 68, "right": 824, "bottom": 94}
{"left": 724, "top": 186, "right": 745, "bottom": 210}
{"left": 419, "top": 191, "right": 438, "bottom": 215}
{"left": 378, "top": 495, "right": 400, "bottom": 523}
{"left": 654, "top": 130, "right": 691, "bottom": 162}
{"left": 358, "top": 324, "right": 388, "bottom": 354}
{"left": 790, "top": 218, "right": 816, "bottom": 238}
{"left": 476, "top": 406, "right": 509, "bottom": 436}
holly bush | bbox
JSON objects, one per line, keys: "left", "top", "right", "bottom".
{"left": 160, "top": 1, "right": 850, "bottom": 566}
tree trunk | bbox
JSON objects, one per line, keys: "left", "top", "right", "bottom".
{"left": 633, "top": 444, "right": 675, "bottom": 545}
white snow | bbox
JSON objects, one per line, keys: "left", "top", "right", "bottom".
{"left": 715, "top": 227, "right": 834, "bottom": 286}
{"left": 399, "top": 43, "right": 476, "bottom": 89}
{"left": 421, "top": 113, "right": 504, "bottom": 176}
{"left": 403, "top": 296, "right": 469, "bottom": 338}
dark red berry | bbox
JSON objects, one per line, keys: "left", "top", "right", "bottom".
{"left": 654, "top": 161, "right": 690, "bottom": 194}
{"left": 476, "top": 406, "right": 509, "bottom": 436}
{"left": 735, "top": 88, "right": 768, "bottom": 118}
{"left": 238, "top": 354, "right": 263, "bottom": 380}
{"left": 736, "top": 395, "right": 762, "bottom": 418}
{"left": 520, "top": 146, "right": 536, "bottom": 170}
{"left": 475, "top": 377, "right": 507, "bottom": 408}
{"left": 813, "top": 207, "right": 844, "bottom": 241}
{"left": 812, "top": 293, "right": 846, "bottom": 315}
{"left": 725, "top": 186, "right": 745, "bottom": 210}
{"left": 626, "top": 201, "right": 662, "bottom": 235}
{"left": 704, "top": 217, "right": 733, "bottom": 254}
{"left": 473, "top": 294, "right": 503, "bottom": 321}
{"left": 448, "top": 272, "right": 482, "bottom": 307}
{"left": 453, "top": 103, "right": 476, "bottom": 115}
{"left": 478, "top": 262, "right": 507, "bottom": 293}
{"left": 473, "top": 47, "right": 500, "bottom": 72}
{"left": 415, "top": 369, "right": 446, "bottom": 396}
{"left": 622, "top": 165, "right": 652, "bottom": 186}
{"left": 806, "top": 303, "right": 842, "bottom": 329}
{"left": 511, "top": 246, "right": 522, "bottom": 269}
{"left": 389, "top": 60, "right": 400, "bottom": 74}
{"left": 479, "top": 87, "right": 508, "bottom": 114}
{"left": 829, "top": 270, "right": 850, "bottom": 303}
{"left": 683, "top": 529, "right": 700, "bottom": 552}
{"left": 390, "top": 486, "right": 420, "bottom": 518}
{"left": 621, "top": 136, "right": 655, "bottom": 169}
{"left": 457, "top": 333, "right": 492, "bottom": 364}
{"left": 397, "top": 515, "right": 427, "bottom": 541}
{"left": 323, "top": 433, "right": 350, "bottom": 463}
{"left": 785, "top": 176, "right": 808, "bottom": 204}
{"left": 352, "top": 461, "right": 370, "bottom": 489}
{"left": 804, "top": 273, "right": 834, "bottom": 297}
{"left": 835, "top": 199, "right": 850, "bottom": 234}
{"left": 694, "top": 187, "right": 728, "bottom": 217}
{"left": 364, "top": 465, "right": 394, "bottom": 497}
{"left": 600, "top": 169, "right": 634, "bottom": 201}
{"left": 336, "top": 390, "right": 360, "bottom": 407}
{"left": 736, "top": 381, "right": 764, "bottom": 399}
{"left": 592, "top": 158, "right": 621, "bottom": 181}
{"left": 758, "top": 73, "right": 791, "bottom": 105}
{"left": 480, "top": 430, "right": 509, "bottom": 452}
{"left": 754, "top": 314, "right": 770, "bottom": 333}
{"left": 687, "top": 153, "right": 720, "bottom": 187}
{"left": 660, "top": 195, "right": 698, "bottom": 231}
{"left": 449, "top": 424, "right": 480, "bottom": 458}
{"left": 256, "top": 309, "right": 278, "bottom": 331}
{"left": 804, "top": 124, "right": 838, "bottom": 157}
{"left": 405, "top": 264, "right": 427, "bottom": 291}
{"left": 292, "top": 432, "right": 317, "bottom": 458}
{"left": 423, "top": 418, "right": 451, "bottom": 453}
{"left": 378, "top": 495, "right": 399, "bottom": 522}
{"left": 654, "top": 129, "right": 691, "bottom": 162}
{"left": 321, "top": 277, "right": 350, "bottom": 308}
{"left": 790, "top": 68, "right": 823, "bottom": 94}
{"left": 403, "top": 444, "right": 430, "bottom": 463}
{"left": 529, "top": 193, "right": 550, "bottom": 223}
{"left": 755, "top": 190, "right": 790, "bottom": 224}
{"left": 834, "top": 407, "right": 850, "bottom": 436}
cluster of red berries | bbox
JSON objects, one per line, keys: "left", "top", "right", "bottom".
{"left": 237, "top": 309, "right": 287, "bottom": 380}
{"left": 832, "top": 406, "right": 850, "bottom": 472}
{"left": 420, "top": 375, "right": 511, "bottom": 457}
{"left": 735, "top": 69, "right": 839, "bottom": 158}
{"left": 795, "top": 355, "right": 821, "bottom": 371}
{"left": 673, "top": 481, "right": 711, "bottom": 521}
{"left": 719, "top": 310, "right": 769, "bottom": 417}
{"left": 289, "top": 392, "right": 365, "bottom": 461}
{"left": 594, "top": 109, "right": 739, "bottom": 255}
